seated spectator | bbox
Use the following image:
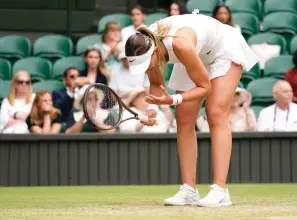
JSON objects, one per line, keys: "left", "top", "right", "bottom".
{"left": 95, "top": 21, "right": 122, "bottom": 71}
{"left": 120, "top": 87, "right": 176, "bottom": 133}
{"left": 73, "top": 47, "right": 109, "bottom": 87}
{"left": 258, "top": 80, "right": 297, "bottom": 131}
{"left": 169, "top": 1, "right": 188, "bottom": 16}
{"left": 65, "top": 86, "right": 116, "bottom": 134}
{"left": 121, "top": 5, "right": 146, "bottom": 43}
{"left": 26, "top": 90, "right": 62, "bottom": 134}
{"left": 212, "top": 4, "right": 241, "bottom": 32}
{"left": 109, "top": 42, "right": 150, "bottom": 102}
{"left": 52, "top": 67, "right": 79, "bottom": 123}
{"left": 284, "top": 50, "right": 297, "bottom": 102}
{"left": 0, "top": 71, "right": 34, "bottom": 133}
{"left": 197, "top": 88, "right": 257, "bottom": 132}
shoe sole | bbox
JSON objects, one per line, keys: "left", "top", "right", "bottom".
{"left": 196, "top": 201, "right": 232, "bottom": 207}
{"left": 164, "top": 202, "right": 198, "bottom": 206}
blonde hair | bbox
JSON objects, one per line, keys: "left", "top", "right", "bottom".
{"left": 8, "top": 71, "right": 32, "bottom": 105}
{"left": 125, "top": 21, "right": 172, "bottom": 70}
{"left": 30, "top": 90, "right": 60, "bottom": 126}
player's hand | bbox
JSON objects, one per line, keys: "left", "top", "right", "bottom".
{"left": 145, "top": 85, "right": 173, "bottom": 105}
{"left": 140, "top": 109, "right": 157, "bottom": 126}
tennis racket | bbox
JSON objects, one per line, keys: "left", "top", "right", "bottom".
{"left": 82, "top": 83, "right": 153, "bottom": 131}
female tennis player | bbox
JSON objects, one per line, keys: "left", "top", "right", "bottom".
{"left": 125, "top": 12, "right": 259, "bottom": 207}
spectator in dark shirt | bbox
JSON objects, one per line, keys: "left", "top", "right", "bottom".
{"left": 72, "top": 47, "right": 109, "bottom": 88}
{"left": 212, "top": 4, "right": 241, "bottom": 31}
{"left": 26, "top": 90, "right": 62, "bottom": 134}
{"left": 169, "top": 1, "right": 188, "bottom": 16}
{"left": 52, "top": 67, "right": 79, "bottom": 123}
{"left": 284, "top": 50, "right": 297, "bottom": 102}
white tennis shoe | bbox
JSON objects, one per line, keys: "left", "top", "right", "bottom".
{"left": 197, "top": 184, "right": 232, "bottom": 207}
{"left": 164, "top": 184, "right": 199, "bottom": 206}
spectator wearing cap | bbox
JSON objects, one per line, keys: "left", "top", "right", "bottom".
{"left": 258, "top": 80, "right": 297, "bottom": 131}
{"left": 121, "top": 5, "right": 146, "bottom": 43}
{"left": 197, "top": 87, "right": 257, "bottom": 132}
{"left": 119, "top": 87, "right": 176, "bottom": 133}
{"left": 52, "top": 67, "right": 80, "bottom": 123}
{"left": 73, "top": 47, "right": 109, "bottom": 88}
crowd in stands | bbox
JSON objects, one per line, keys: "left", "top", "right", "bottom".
{"left": 1, "top": 0, "right": 297, "bottom": 134}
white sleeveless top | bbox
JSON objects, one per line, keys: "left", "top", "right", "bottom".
{"left": 148, "top": 14, "right": 259, "bottom": 71}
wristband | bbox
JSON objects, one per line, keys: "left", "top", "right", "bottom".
{"left": 147, "top": 104, "right": 159, "bottom": 114}
{"left": 170, "top": 94, "right": 183, "bottom": 105}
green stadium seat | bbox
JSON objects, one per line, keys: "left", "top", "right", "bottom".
{"left": 33, "top": 35, "right": 73, "bottom": 63}
{"left": 33, "top": 80, "right": 65, "bottom": 93}
{"left": 247, "top": 77, "right": 278, "bottom": 105}
{"left": 52, "top": 56, "right": 85, "bottom": 80}
{"left": 262, "top": 12, "right": 297, "bottom": 45}
{"left": 264, "top": 0, "right": 297, "bottom": 15}
{"left": 144, "top": 13, "right": 168, "bottom": 25}
{"left": 263, "top": 55, "right": 294, "bottom": 79}
{"left": 241, "top": 71, "right": 259, "bottom": 88}
{"left": 251, "top": 105, "right": 264, "bottom": 118}
{"left": 199, "top": 107, "right": 206, "bottom": 116}
{"left": 186, "top": 0, "right": 222, "bottom": 14}
{"left": 12, "top": 57, "right": 52, "bottom": 83}
{"left": 249, "top": 62, "right": 261, "bottom": 77}
{"left": 290, "top": 35, "right": 297, "bottom": 54}
{"left": 0, "top": 36, "right": 30, "bottom": 64}
{"left": 98, "top": 13, "right": 131, "bottom": 33}
{"left": 164, "top": 64, "right": 174, "bottom": 81}
{"left": 226, "top": 0, "right": 262, "bottom": 20}
{"left": 248, "top": 33, "right": 288, "bottom": 54}
{"left": 76, "top": 34, "right": 102, "bottom": 55}
{"left": 0, "top": 58, "right": 12, "bottom": 80}
{"left": 0, "top": 80, "right": 11, "bottom": 104}
{"left": 232, "top": 13, "right": 259, "bottom": 40}
{"left": 165, "top": 80, "right": 175, "bottom": 95}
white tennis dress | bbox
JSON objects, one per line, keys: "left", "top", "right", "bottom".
{"left": 149, "top": 13, "right": 259, "bottom": 91}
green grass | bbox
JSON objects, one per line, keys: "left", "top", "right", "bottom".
{"left": 0, "top": 184, "right": 296, "bottom": 220}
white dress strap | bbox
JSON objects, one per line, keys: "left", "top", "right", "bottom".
{"left": 162, "top": 26, "right": 181, "bottom": 63}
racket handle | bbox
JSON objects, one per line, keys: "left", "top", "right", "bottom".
{"left": 138, "top": 114, "right": 159, "bottom": 125}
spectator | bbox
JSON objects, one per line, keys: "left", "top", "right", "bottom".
{"left": 122, "top": 5, "right": 146, "bottom": 42}
{"left": 258, "top": 80, "right": 297, "bottom": 131}
{"left": 52, "top": 67, "right": 79, "bottom": 123}
{"left": 169, "top": 1, "right": 188, "bottom": 16}
{"left": 0, "top": 71, "right": 34, "bottom": 133}
{"left": 197, "top": 88, "right": 257, "bottom": 132}
{"left": 119, "top": 87, "right": 176, "bottom": 133}
{"left": 212, "top": 4, "right": 241, "bottom": 32}
{"left": 284, "top": 50, "right": 297, "bottom": 103}
{"left": 96, "top": 21, "right": 122, "bottom": 71}
{"left": 26, "top": 90, "right": 62, "bottom": 134}
{"left": 73, "top": 47, "right": 109, "bottom": 87}
{"left": 109, "top": 42, "right": 150, "bottom": 102}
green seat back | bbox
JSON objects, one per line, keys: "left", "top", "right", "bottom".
{"left": 165, "top": 80, "right": 175, "bottom": 95}
{"left": 226, "top": 0, "right": 262, "bottom": 19}
{"left": 33, "top": 35, "right": 73, "bottom": 61}
{"left": 0, "top": 80, "right": 11, "bottom": 103}
{"left": 52, "top": 56, "right": 85, "bottom": 80}
{"left": 262, "top": 12, "right": 297, "bottom": 44}
{"left": 290, "top": 35, "right": 297, "bottom": 54}
{"left": 144, "top": 13, "right": 168, "bottom": 25}
{"left": 241, "top": 71, "right": 259, "bottom": 88}
{"left": 98, "top": 13, "right": 131, "bottom": 33}
{"left": 248, "top": 33, "right": 288, "bottom": 54}
{"left": 199, "top": 107, "right": 206, "bottom": 116}
{"left": 33, "top": 80, "right": 65, "bottom": 93}
{"left": 164, "top": 64, "right": 174, "bottom": 81}
{"left": 76, "top": 34, "right": 102, "bottom": 55}
{"left": 251, "top": 105, "right": 264, "bottom": 118}
{"left": 247, "top": 77, "right": 278, "bottom": 105}
{"left": 186, "top": 0, "right": 222, "bottom": 14}
{"left": 12, "top": 57, "right": 52, "bottom": 82}
{"left": 249, "top": 62, "right": 260, "bottom": 77}
{"left": 0, "top": 36, "right": 31, "bottom": 64}
{"left": 264, "top": 55, "right": 294, "bottom": 79}
{"left": 232, "top": 13, "right": 259, "bottom": 40}
{"left": 264, "top": 0, "right": 297, "bottom": 15}
{"left": 0, "top": 58, "right": 12, "bottom": 80}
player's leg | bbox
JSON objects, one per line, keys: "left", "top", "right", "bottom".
{"left": 164, "top": 92, "right": 203, "bottom": 206}
{"left": 197, "top": 62, "right": 242, "bottom": 207}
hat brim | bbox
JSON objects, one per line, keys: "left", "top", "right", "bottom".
{"left": 128, "top": 57, "right": 151, "bottom": 75}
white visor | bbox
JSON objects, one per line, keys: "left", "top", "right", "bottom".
{"left": 126, "top": 43, "right": 155, "bottom": 75}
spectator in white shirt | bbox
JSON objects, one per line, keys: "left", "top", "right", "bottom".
{"left": 119, "top": 87, "right": 176, "bottom": 133}
{"left": 258, "top": 80, "right": 297, "bottom": 131}
{"left": 121, "top": 5, "right": 146, "bottom": 43}
{"left": 0, "top": 71, "right": 35, "bottom": 133}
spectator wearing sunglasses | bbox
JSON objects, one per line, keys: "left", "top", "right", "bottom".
{"left": 52, "top": 67, "right": 80, "bottom": 123}
{"left": 0, "top": 71, "right": 35, "bottom": 133}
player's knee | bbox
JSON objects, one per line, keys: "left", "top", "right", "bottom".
{"left": 176, "top": 114, "right": 196, "bottom": 128}
{"left": 206, "top": 106, "right": 228, "bottom": 126}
